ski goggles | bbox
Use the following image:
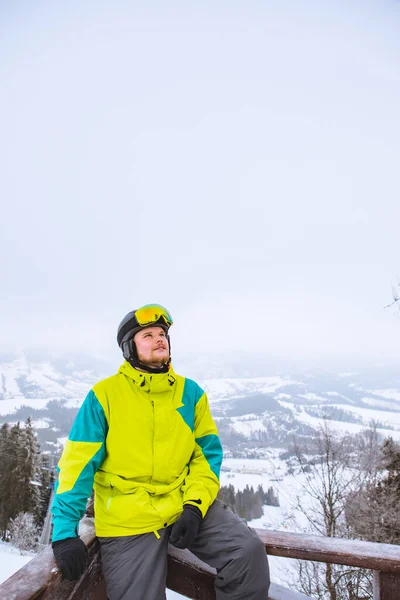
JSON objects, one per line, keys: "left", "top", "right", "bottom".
{"left": 134, "top": 304, "right": 173, "bottom": 327}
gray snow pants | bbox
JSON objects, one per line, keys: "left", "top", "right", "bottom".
{"left": 99, "top": 499, "right": 270, "bottom": 600}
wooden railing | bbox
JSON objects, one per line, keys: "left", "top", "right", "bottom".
{"left": 1, "top": 517, "right": 400, "bottom": 600}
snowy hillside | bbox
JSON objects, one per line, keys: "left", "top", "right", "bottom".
{"left": 0, "top": 351, "right": 110, "bottom": 406}
{"left": 1, "top": 352, "right": 400, "bottom": 457}
{"left": 201, "top": 365, "right": 400, "bottom": 447}
{"left": 0, "top": 541, "right": 34, "bottom": 586}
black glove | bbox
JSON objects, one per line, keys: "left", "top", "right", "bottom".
{"left": 52, "top": 537, "right": 88, "bottom": 581}
{"left": 169, "top": 505, "right": 202, "bottom": 549}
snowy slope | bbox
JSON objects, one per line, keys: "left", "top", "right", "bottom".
{"left": 2, "top": 351, "right": 400, "bottom": 457}
{"left": 0, "top": 352, "right": 109, "bottom": 403}
{"left": 218, "top": 452, "right": 316, "bottom": 587}
{"left": 201, "top": 376, "right": 302, "bottom": 402}
{"left": 0, "top": 542, "right": 34, "bottom": 586}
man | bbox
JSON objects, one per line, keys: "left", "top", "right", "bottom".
{"left": 51, "top": 304, "right": 270, "bottom": 599}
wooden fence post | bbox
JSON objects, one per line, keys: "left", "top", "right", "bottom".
{"left": 373, "top": 571, "right": 400, "bottom": 600}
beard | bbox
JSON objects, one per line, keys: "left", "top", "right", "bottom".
{"left": 138, "top": 347, "right": 169, "bottom": 367}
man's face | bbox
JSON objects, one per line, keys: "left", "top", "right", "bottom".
{"left": 134, "top": 326, "right": 169, "bottom": 368}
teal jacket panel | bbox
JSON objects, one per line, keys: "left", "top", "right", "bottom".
{"left": 51, "top": 390, "right": 108, "bottom": 541}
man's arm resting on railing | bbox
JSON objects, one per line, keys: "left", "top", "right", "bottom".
{"left": 51, "top": 390, "right": 107, "bottom": 579}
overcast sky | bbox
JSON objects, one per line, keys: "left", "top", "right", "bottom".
{"left": 1, "top": 0, "right": 400, "bottom": 366}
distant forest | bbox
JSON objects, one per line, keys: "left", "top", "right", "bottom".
{"left": 218, "top": 483, "right": 279, "bottom": 520}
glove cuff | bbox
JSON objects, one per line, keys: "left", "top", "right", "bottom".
{"left": 52, "top": 537, "right": 78, "bottom": 548}
{"left": 183, "top": 504, "right": 202, "bottom": 521}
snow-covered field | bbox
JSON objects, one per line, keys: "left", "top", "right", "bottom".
{"left": 278, "top": 400, "right": 400, "bottom": 441}
{"left": 202, "top": 376, "right": 302, "bottom": 404}
{"left": 218, "top": 453, "right": 312, "bottom": 588}
{"left": 0, "top": 541, "right": 34, "bottom": 586}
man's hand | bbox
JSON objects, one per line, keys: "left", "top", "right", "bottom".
{"left": 52, "top": 537, "right": 88, "bottom": 580}
{"left": 169, "top": 505, "right": 202, "bottom": 549}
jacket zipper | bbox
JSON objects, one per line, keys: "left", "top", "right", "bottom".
{"left": 151, "top": 399, "right": 155, "bottom": 484}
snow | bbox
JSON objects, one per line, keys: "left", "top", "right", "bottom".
{"left": 367, "top": 389, "right": 400, "bottom": 402}
{"left": 63, "top": 397, "right": 85, "bottom": 408}
{"left": 0, "top": 397, "right": 50, "bottom": 416}
{"left": 167, "top": 591, "right": 186, "bottom": 599}
{"left": 328, "top": 403, "right": 400, "bottom": 430}
{"left": 219, "top": 454, "right": 313, "bottom": 586}
{"left": 31, "top": 419, "right": 50, "bottom": 429}
{"left": 361, "top": 397, "right": 400, "bottom": 411}
{"left": 201, "top": 376, "right": 301, "bottom": 403}
{"left": 2, "top": 370, "right": 23, "bottom": 398}
{"left": 293, "top": 406, "right": 400, "bottom": 440}
{"left": 230, "top": 415, "right": 267, "bottom": 435}
{"left": 299, "top": 393, "right": 326, "bottom": 402}
{"left": 0, "top": 355, "right": 97, "bottom": 413}
{"left": 0, "top": 541, "right": 34, "bottom": 586}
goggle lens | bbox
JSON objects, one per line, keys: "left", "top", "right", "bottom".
{"left": 135, "top": 304, "right": 173, "bottom": 327}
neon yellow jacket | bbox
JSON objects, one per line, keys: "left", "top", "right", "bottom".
{"left": 51, "top": 362, "right": 222, "bottom": 541}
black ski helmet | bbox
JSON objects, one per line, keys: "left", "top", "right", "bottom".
{"left": 117, "top": 304, "right": 173, "bottom": 373}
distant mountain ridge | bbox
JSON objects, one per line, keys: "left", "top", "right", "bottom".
{"left": 1, "top": 351, "right": 400, "bottom": 458}
{"left": 0, "top": 352, "right": 111, "bottom": 401}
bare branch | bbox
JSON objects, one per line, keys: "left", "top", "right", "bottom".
{"left": 384, "top": 282, "right": 400, "bottom": 309}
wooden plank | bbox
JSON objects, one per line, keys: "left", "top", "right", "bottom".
{"left": 0, "top": 544, "right": 60, "bottom": 600}
{"left": 256, "top": 529, "right": 400, "bottom": 573}
{"left": 167, "top": 546, "right": 215, "bottom": 599}
{"left": 167, "top": 546, "right": 311, "bottom": 600}
{"left": 5, "top": 518, "right": 400, "bottom": 599}
{"left": 167, "top": 552, "right": 215, "bottom": 599}
{"left": 0, "top": 518, "right": 98, "bottom": 600}
{"left": 1, "top": 521, "right": 309, "bottom": 600}
{"left": 373, "top": 571, "right": 400, "bottom": 600}
{"left": 87, "top": 579, "right": 107, "bottom": 600}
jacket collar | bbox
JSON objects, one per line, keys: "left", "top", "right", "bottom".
{"left": 119, "top": 360, "right": 177, "bottom": 392}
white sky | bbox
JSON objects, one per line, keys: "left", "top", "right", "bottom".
{"left": 1, "top": 0, "right": 400, "bottom": 364}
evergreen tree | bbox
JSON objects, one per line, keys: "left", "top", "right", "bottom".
{"left": 2, "top": 422, "right": 23, "bottom": 537}
{"left": 0, "top": 424, "right": 11, "bottom": 538}
{"left": 17, "top": 418, "right": 41, "bottom": 522}
{"left": 265, "top": 486, "right": 279, "bottom": 507}
{"left": 0, "top": 418, "right": 49, "bottom": 538}
{"left": 38, "top": 454, "right": 54, "bottom": 525}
